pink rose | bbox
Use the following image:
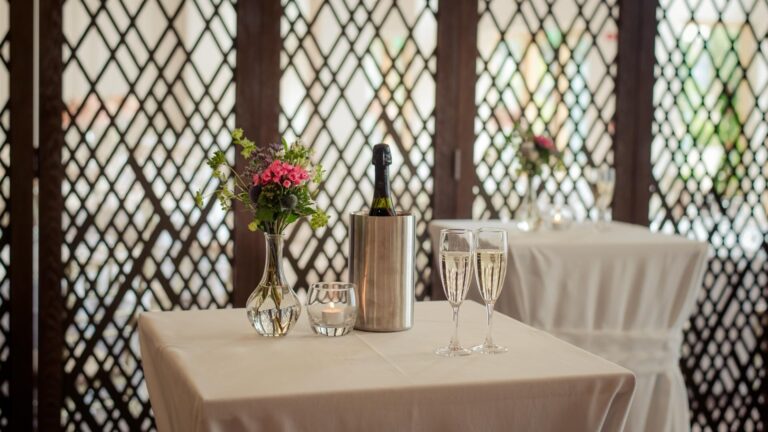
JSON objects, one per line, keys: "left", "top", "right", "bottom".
{"left": 253, "top": 174, "right": 261, "bottom": 185}
{"left": 294, "top": 167, "right": 309, "bottom": 180}
{"left": 282, "top": 180, "right": 291, "bottom": 188}
{"left": 288, "top": 172, "right": 301, "bottom": 183}
{"left": 533, "top": 136, "right": 555, "bottom": 152}
{"left": 262, "top": 172, "right": 271, "bottom": 182}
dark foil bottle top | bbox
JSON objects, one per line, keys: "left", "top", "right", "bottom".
{"left": 372, "top": 143, "right": 392, "bottom": 166}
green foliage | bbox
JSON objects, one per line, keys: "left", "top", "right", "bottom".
{"left": 207, "top": 150, "right": 226, "bottom": 171}
{"left": 198, "top": 129, "right": 328, "bottom": 235}
{"left": 312, "top": 164, "right": 325, "bottom": 184}
{"left": 677, "top": 28, "right": 747, "bottom": 199}
{"left": 310, "top": 209, "right": 329, "bottom": 229}
{"left": 283, "top": 140, "right": 313, "bottom": 166}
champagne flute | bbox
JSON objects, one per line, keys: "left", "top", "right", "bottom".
{"left": 596, "top": 166, "right": 615, "bottom": 227}
{"left": 586, "top": 165, "right": 615, "bottom": 228}
{"left": 435, "top": 229, "right": 475, "bottom": 357}
{"left": 472, "top": 229, "right": 508, "bottom": 354}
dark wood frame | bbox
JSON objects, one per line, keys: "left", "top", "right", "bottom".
{"left": 37, "top": 0, "right": 65, "bottom": 430}
{"left": 232, "top": 0, "right": 282, "bottom": 306}
{"left": 9, "top": 0, "right": 35, "bottom": 429}
{"left": 434, "top": 0, "right": 479, "bottom": 220}
{"left": 431, "top": 0, "right": 480, "bottom": 299}
{"left": 30, "top": 0, "right": 659, "bottom": 428}
{"left": 233, "top": 0, "right": 283, "bottom": 307}
{"left": 613, "top": 0, "right": 658, "bottom": 225}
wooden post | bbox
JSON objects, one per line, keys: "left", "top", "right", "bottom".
{"left": 613, "top": 0, "right": 658, "bottom": 225}
{"left": 233, "top": 0, "right": 282, "bottom": 306}
{"left": 9, "top": 0, "right": 35, "bottom": 429}
{"left": 432, "top": 0, "right": 479, "bottom": 298}
{"left": 38, "top": 0, "right": 65, "bottom": 429}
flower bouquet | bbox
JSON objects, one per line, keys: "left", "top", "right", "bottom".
{"left": 197, "top": 129, "right": 328, "bottom": 337}
{"left": 511, "top": 121, "right": 563, "bottom": 231}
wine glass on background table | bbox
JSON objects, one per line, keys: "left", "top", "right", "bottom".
{"left": 472, "top": 229, "right": 508, "bottom": 354}
{"left": 586, "top": 165, "right": 615, "bottom": 228}
{"left": 435, "top": 229, "right": 475, "bottom": 357}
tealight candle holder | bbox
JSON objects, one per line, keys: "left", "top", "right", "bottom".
{"left": 307, "top": 282, "right": 358, "bottom": 336}
{"left": 544, "top": 203, "right": 574, "bottom": 231}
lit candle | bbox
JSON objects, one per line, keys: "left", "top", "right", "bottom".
{"left": 322, "top": 302, "right": 345, "bottom": 325}
{"left": 553, "top": 212, "right": 563, "bottom": 227}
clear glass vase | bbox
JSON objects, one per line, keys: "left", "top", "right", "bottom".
{"left": 516, "top": 174, "right": 542, "bottom": 232}
{"left": 246, "top": 233, "right": 301, "bottom": 337}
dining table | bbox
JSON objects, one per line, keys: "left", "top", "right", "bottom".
{"left": 429, "top": 220, "right": 708, "bottom": 432}
{"left": 139, "top": 300, "right": 635, "bottom": 432}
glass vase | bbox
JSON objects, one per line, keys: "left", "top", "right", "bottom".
{"left": 246, "top": 233, "right": 301, "bottom": 337}
{"left": 516, "top": 174, "right": 542, "bottom": 232}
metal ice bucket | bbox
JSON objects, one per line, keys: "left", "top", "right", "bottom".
{"left": 349, "top": 211, "right": 415, "bottom": 331}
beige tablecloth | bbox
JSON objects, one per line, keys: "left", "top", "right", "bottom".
{"left": 429, "top": 221, "right": 708, "bottom": 432}
{"left": 139, "top": 301, "right": 635, "bottom": 432}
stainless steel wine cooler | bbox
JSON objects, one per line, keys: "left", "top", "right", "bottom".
{"left": 349, "top": 212, "right": 415, "bottom": 332}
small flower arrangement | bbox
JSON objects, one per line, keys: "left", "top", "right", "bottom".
{"left": 196, "top": 129, "right": 328, "bottom": 234}
{"left": 513, "top": 121, "right": 563, "bottom": 176}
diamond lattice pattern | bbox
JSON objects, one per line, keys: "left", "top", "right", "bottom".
{"left": 280, "top": 0, "right": 437, "bottom": 298}
{"left": 61, "top": 0, "right": 236, "bottom": 429}
{"left": 652, "top": 0, "right": 767, "bottom": 429}
{"left": 474, "top": 0, "right": 618, "bottom": 220}
{"left": 0, "top": 0, "right": 9, "bottom": 428}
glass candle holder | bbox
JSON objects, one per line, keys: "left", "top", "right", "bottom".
{"left": 543, "top": 203, "right": 574, "bottom": 231}
{"left": 307, "top": 282, "right": 358, "bottom": 336}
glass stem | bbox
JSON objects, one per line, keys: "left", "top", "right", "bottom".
{"left": 450, "top": 306, "right": 460, "bottom": 349}
{"left": 485, "top": 302, "right": 495, "bottom": 346}
{"left": 597, "top": 207, "right": 608, "bottom": 229}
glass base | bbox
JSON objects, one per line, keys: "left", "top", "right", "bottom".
{"left": 311, "top": 324, "right": 353, "bottom": 337}
{"left": 434, "top": 345, "right": 472, "bottom": 357}
{"left": 247, "top": 303, "right": 301, "bottom": 337}
{"left": 516, "top": 220, "right": 537, "bottom": 232}
{"left": 472, "top": 343, "right": 508, "bottom": 354}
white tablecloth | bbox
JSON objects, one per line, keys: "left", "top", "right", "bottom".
{"left": 429, "top": 221, "right": 708, "bottom": 432}
{"left": 139, "top": 301, "right": 635, "bottom": 432}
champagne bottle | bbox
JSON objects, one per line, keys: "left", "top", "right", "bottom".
{"left": 369, "top": 143, "right": 397, "bottom": 216}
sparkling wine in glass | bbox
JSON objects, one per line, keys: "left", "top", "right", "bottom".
{"left": 586, "top": 165, "right": 615, "bottom": 227}
{"left": 472, "top": 229, "right": 508, "bottom": 354}
{"left": 435, "top": 229, "right": 474, "bottom": 357}
{"left": 596, "top": 166, "right": 615, "bottom": 226}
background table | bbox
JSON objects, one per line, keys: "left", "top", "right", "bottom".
{"left": 429, "top": 221, "right": 708, "bottom": 432}
{"left": 139, "top": 301, "right": 635, "bottom": 432}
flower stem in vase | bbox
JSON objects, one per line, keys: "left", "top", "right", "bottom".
{"left": 516, "top": 173, "right": 541, "bottom": 232}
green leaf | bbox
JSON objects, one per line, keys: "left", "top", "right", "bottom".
{"left": 207, "top": 150, "right": 227, "bottom": 170}
{"left": 256, "top": 207, "right": 275, "bottom": 222}
{"left": 284, "top": 213, "right": 299, "bottom": 225}
{"left": 194, "top": 190, "right": 204, "bottom": 208}
{"left": 232, "top": 128, "right": 244, "bottom": 141}
{"left": 309, "top": 209, "right": 329, "bottom": 229}
{"left": 312, "top": 164, "right": 325, "bottom": 184}
{"left": 247, "top": 220, "right": 259, "bottom": 232}
{"left": 281, "top": 136, "right": 289, "bottom": 152}
{"left": 238, "top": 137, "right": 256, "bottom": 158}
